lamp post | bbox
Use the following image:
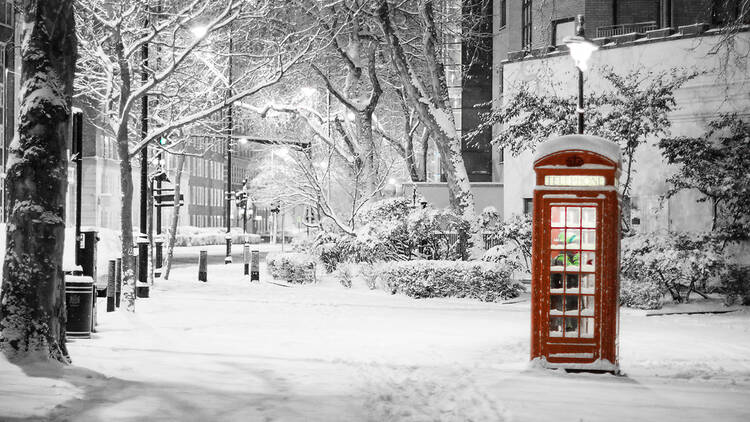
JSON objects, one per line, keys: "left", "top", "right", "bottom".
{"left": 563, "top": 15, "right": 598, "bottom": 135}
{"left": 137, "top": 12, "right": 150, "bottom": 298}
{"left": 224, "top": 29, "right": 234, "bottom": 264}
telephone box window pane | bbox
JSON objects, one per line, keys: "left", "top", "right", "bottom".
{"left": 550, "top": 317, "right": 564, "bottom": 337}
{"left": 551, "top": 228, "right": 565, "bottom": 249}
{"left": 566, "top": 207, "right": 581, "bottom": 227}
{"left": 565, "top": 252, "right": 580, "bottom": 269}
{"left": 582, "top": 208, "right": 597, "bottom": 228}
{"left": 550, "top": 273, "right": 564, "bottom": 291}
{"left": 565, "top": 318, "right": 579, "bottom": 336}
{"left": 580, "top": 317, "right": 595, "bottom": 338}
{"left": 551, "top": 295, "right": 564, "bottom": 313}
{"left": 581, "top": 229, "right": 596, "bottom": 250}
{"left": 551, "top": 207, "right": 565, "bottom": 227}
{"left": 581, "top": 251, "right": 595, "bottom": 272}
{"left": 565, "top": 229, "right": 581, "bottom": 248}
{"left": 581, "top": 296, "right": 595, "bottom": 316}
{"left": 566, "top": 274, "right": 579, "bottom": 291}
{"left": 565, "top": 296, "right": 579, "bottom": 313}
{"left": 581, "top": 274, "right": 595, "bottom": 293}
{"left": 551, "top": 251, "right": 566, "bottom": 271}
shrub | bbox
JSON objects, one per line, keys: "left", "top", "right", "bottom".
{"left": 312, "top": 231, "right": 348, "bottom": 272}
{"left": 721, "top": 265, "right": 750, "bottom": 306}
{"left": 407, "top": 208, "right": 470, "bottom": 260}
{"left": 359, "top": 262, "right": 379, "bottom": 290}
{"left": 620, "top": 277, "right": 664, "bottom": 310}
{"left": 379, "top": 260, "right": 523, "bottom": 302}
{"left": 621, "top": 232, "right": 725, "bottom": 304}
{"left": 358, "top": 197, "right": 411, "bottom": 223}
{"left": 482, "top": 214, "right": 532, "bottom": 273}
{"left": 333, "top": 262, "right": 356, "bottom": 288}
{"left": 266, "top": 252, "right": 317, "bottom": 284}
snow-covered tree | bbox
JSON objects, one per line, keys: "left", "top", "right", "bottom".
{"left": 375, "top": 0, "right": 476, "bottom": 221}
{"left": 658, "top": 114, "right": 750, "bottom": 242}
{"left": 0, "top": 0, "right": 76, "bottom": 363}
{"left": 75, "top": 0, "right": 316, "bottom": 311}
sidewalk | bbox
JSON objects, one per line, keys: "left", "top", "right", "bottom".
{"left": 2, "top": 262, "right": 750, "bottom": 421}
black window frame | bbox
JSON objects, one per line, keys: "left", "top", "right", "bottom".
{"left": 551, "top": 17, "right": 576, "bottom": 47}
{"left": 521, "top": 0, "right": 533, "bottom": 50}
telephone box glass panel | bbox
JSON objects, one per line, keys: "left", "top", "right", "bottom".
{"left": 548, "top": 205, "right": 598, "bottom": 339}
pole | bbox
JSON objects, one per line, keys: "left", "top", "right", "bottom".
{"left": 137, "top": 12, "right": 150, "bottom": 298}
{"left": 73, "top": 111, "right": 82, "bottom": 266}
{"left": 155, "top": 152, "right": 163, "bottom": 277}
{"left": 225, "top": 30, "right": 234, "bottom": 264}
{"left": 576, "top": 14, "right": 585, "bottom": 135}
{"left": 578, "top": 69, "right": 584, "bottom": 135}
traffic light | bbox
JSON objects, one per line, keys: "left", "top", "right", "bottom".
{"left": 157, "top": 134, "right": 170, "bottom": 146}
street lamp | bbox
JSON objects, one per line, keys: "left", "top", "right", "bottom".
{"left": 563, "top": 15, "right": 598, "bottom": 135}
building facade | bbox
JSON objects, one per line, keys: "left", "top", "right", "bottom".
{"left": 495, "top": 0, "right": 750, "bottom": 234}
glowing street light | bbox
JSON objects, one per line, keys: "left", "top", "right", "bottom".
{"left": 563, "top": 15, "right": 598, "bottom": 135}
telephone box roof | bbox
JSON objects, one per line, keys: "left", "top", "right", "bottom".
{"left": 533, "top": 135, "right": 622, "bottom": 167}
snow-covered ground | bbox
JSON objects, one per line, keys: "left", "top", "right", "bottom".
{"left": 2, "top": 257, "right": 749, "bottom": 421}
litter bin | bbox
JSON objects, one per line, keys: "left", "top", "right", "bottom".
{"left": 66, "top": 275, "right": 94, "bottom": 339}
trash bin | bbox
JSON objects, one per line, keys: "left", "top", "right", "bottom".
{"left": 65, "top": 275, "right": 94, "bottom": 339}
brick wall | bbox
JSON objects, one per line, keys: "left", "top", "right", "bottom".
{"left": 672, "top": 0, "right": 712, "bottom": 27}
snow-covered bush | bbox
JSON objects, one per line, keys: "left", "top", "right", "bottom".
{"left": 621, "top": 232, "right": 725, "bottom": 304}
{"left": 482, "top": 213, "right": 532, "bottom": 273}
{"left": 359, "top": 262, "right": 379, "bottom": 290}
{"left": 174, "top": 226, "right": 260, "bottom": 247}
{"left": 619, "top": 277, "right": 664, "bottom": 310}
{"left": 721, "top": 265, "right": 750, "bottom": 306}
{"left": 333, "top": 262, "right": 356, "bottom": 288}
{"left": 266, "top": 253, "right": 317, "bottom": 284}
{"left": 312, "top": 231, "right": 348, "bottom": 272}
{"left": 379, "top": 260, "right": 523, "bottom": 302}
{"left": 407, "top": 208, "right": 470, "bottom": 260}
{"left": 358, "top": 197, "right": 411, "bottom": 224}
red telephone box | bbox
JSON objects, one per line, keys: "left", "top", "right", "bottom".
{"left": 530, "top": 134, "right": 622, "bottom": 372}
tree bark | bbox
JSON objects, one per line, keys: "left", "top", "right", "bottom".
{"left": 163, "top": 153, "right": 186, "bottom": 280}
{"left": 0, "top": 0, "right": 76, "bottom": 363}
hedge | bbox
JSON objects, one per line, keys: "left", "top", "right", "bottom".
{"left": 266, "top": 252, "right": 317, "bottom": 284}
{"left": 379, "top": 260, "right": 523, "bottom": 302}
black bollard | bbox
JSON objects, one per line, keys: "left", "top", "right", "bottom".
{"left": 198, "top": 250, "right": 208, "bottom": 282}
{"left": 107, "top": 260, "right": 116, "bottom": 312}
{"left": 115, "top": 258, "right": 122, "bottom": 308}
{"left": 250, "top": 250, "right": 260, "bottom": 281}
{"left": 243, "top": 244, "right": 250, "bottom": 276}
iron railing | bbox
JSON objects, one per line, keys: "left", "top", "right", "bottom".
{"left": 596, "top": 21, "right": 657, "bottom": 38}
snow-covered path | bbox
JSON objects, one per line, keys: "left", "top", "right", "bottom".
{"left": 2, "top": 260, "right": 749, "bottom": 421}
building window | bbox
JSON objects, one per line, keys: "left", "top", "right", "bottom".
{"left": 0, "top": 1, "right": 12, "bottom": 27}
{"left": 552, "top": 18, "right": 576, "bottom": 46}
{"left": 523, "top": 198, "right": 533, "bottom": 215}
{"left": 521, "top": 0, "right": 532, "bottom": 50}
{"left": 500, "top": 0, "right": 507, "bottom": 28}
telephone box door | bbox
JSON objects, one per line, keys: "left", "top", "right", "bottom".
{"left": 543, "top": 200, "right": 602, "bottom": 362}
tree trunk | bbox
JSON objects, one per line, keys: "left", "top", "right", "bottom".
{"left": 163, "top": 153, "right": 186, "bottom": 280}
{"left": 0, "top": 0, "right": 76, "bottom": 363}
{"left": 117, "top": 128, "right": 137, "bottom": 312}
{"left": 147, "top": 180, "right": 154, "bottom": 285}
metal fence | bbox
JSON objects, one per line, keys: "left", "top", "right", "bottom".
{"left": 596, "top": 21, "right": 657, "bottom": 38}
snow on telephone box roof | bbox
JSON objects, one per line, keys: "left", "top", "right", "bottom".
{"left": 533, "top": 134, "right": 622, "bottom": 167}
